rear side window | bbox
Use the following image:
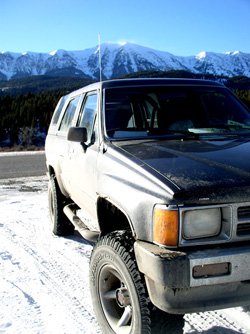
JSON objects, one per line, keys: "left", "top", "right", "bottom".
{"left": 59, "top": 96, "right": 81, "bottom": 132}
{"left": 51, "top": 95, "right": 68, "bottom": 125}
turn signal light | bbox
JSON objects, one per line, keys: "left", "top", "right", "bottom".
{"left": 153, "top": 206, "right": 179, "bottom": 246}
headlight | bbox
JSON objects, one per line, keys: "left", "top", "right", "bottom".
{"left": 182, "top": 208, "right": 221, "bottom": 239}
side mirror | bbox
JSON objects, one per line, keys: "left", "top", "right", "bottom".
{"left": 67, "top": 127, "right": 87, "bottom": 143}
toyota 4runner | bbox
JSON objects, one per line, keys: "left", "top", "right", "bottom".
{"left": 45, "top": 78, "right": 250, "bottom": 333}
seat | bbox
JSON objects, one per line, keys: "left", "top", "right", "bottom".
{"left": 105, "top": 106, "right": 132, "bottom": 136}
{"left": 157, "top": 99, "right": 195, "bottom": 132}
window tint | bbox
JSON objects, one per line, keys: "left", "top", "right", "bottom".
{"left": 78, "top": 93, "right": 98, "bottom": 143}
{"left": 59, "top": 96, "right": 80, "bottom": 132}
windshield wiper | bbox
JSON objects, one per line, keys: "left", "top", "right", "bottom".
{"left": 173, "top": 130, "right": 200, "bottom": 140}
{"left": 147, "top": 128, "right": 200, "bottom": 140}
{"left": 206, "top": 121, "right": 250, "bottom": 132}
{"left": 227, "top": 121, "right": 250, "bottom": 131}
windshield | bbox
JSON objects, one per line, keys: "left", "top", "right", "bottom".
{"left": 104, "top": 85, "right": 250, "bottom": 140}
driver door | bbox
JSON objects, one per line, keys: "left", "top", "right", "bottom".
{"left": 68, "top": 91, "right": 100, "bottom": 227}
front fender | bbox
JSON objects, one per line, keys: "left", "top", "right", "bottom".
{"left": 97, "top": 145, "right": 175, "bottom": 241}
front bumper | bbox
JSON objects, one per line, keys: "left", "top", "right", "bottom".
{"left": 134, "top": 241, "right": 250, "bottom": 313}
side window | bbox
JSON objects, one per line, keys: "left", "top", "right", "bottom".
{"left": 59, "top": 96, "right": 81, "bottom": 132}
{"left": 78, "top": 93, "right": 98, "bottom": 143}
{"left": 51, "top": 95, "right": 68, "bottom": 125}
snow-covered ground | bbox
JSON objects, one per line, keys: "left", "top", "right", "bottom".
{"left": 1, "top": 175, "right": 250, "bottom": 334}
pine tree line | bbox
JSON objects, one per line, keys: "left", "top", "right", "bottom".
{"left": 235, "top": 89, "right": 250, "bottom": 109}
{"left": 0, "top": 73, "right": 249, "bottom": 148}
{"left": 0, "top": 90, "right": 64, "bottom": 147}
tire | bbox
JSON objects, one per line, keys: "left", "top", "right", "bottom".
{"left": 48, "top": 175, "right": 74, "bottom": 236}
{"left": 89, "top": 231, "right": 184, "bottom": 334}
{"left": 89, "top": 232, "right": 151, "bottom": 334}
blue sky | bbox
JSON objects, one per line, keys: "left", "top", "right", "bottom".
{"left": 1, "top": 0, "right": 249, "bottom": 56}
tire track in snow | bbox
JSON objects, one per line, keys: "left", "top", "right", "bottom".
{"left": 184, "top": 310, "right": 247, "bottom": 333}
{"left": 0, "top": 177, "right": 100, "bottom": 334}
{"left": 1, "top": 225, "right": 100, "bottom": 333}
{"left": 0, "top": 240, "right": 46, "bottom": 334}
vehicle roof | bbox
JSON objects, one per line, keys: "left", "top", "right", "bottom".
{"left": 67, "top": 78, "right": 224, "bottom": 97}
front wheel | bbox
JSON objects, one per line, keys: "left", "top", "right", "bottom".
{"left": 89, "top": 232, "right": 151, "bottom": 334}
{"left": 89, "top": 232, "right": 184, "bottom": 334}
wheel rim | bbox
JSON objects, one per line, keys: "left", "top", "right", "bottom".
{"left": 98, "top": 264, "right": 133, "bottom": 333}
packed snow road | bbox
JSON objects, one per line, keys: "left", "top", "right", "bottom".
{"left": 1, "top": 175, "right": 250, "bottom": 334}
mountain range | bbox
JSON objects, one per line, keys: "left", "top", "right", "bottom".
{"left": 0, "top": 42, "right": 250, "bottom": 81}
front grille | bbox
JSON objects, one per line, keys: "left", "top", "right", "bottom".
{"left": 237, "top": 206, "right": 250, "bottom": 237}
{"left": 237, "top": 223, "right": 250, "bottom": 236}
{"left": 238, "top": 206, "right": 250, "bottom": 220}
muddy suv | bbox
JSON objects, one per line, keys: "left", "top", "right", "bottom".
{"left": 45, "top": 78, "right": 250, "bottom": 333}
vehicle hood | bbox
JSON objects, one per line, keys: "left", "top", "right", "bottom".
{"left": 115, "top": 137, "right": 250, "bottom": 203}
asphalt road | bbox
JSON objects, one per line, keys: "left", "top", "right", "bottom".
{"left": 0, "top": 151, "right": 47, "bottom": 179}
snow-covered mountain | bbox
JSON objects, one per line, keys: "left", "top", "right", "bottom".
{"left": 0, "top": 42, "right": 250, "bottom": 80}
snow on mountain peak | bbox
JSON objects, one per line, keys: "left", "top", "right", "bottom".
{"left": 117, "top": 40, "right": 128, "bottom": 46}
{"left": 0, "top": 43, "right": 249, "bottom": 80}
{"left": 196, "top": 51, "right": 207, "bottom": 60}
{"left": 225, "top": 51, "right": 240, "bottom": 56}
{"left": 0, "top": 51, "right": 21, "bottom": 58}
{"left": 49, "top": 50, "right": 57, "bottom": 56}
{"left": 49, "top": 49, "right": 68, "bottom": 56}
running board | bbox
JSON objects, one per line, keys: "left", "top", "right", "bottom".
{"left": 63, "top": 204, "right": 99, "bottom": 242}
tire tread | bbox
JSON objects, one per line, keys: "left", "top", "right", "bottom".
{"left": 48, "top": 175, "right": 74, "bottom": 236}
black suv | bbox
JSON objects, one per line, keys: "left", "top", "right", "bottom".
{"left": 45, "top": 78, "right": 250, "bottom": 334}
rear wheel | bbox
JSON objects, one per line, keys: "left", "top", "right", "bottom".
{"left": 89, "top": 231, "right": 184, "bottom": 334}
{"left": 48, "top": 175, "right": 74, "bottom": 236}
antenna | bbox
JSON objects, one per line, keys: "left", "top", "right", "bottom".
{"left": 98, "top": 33, "right": 102, "bottom": 82}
